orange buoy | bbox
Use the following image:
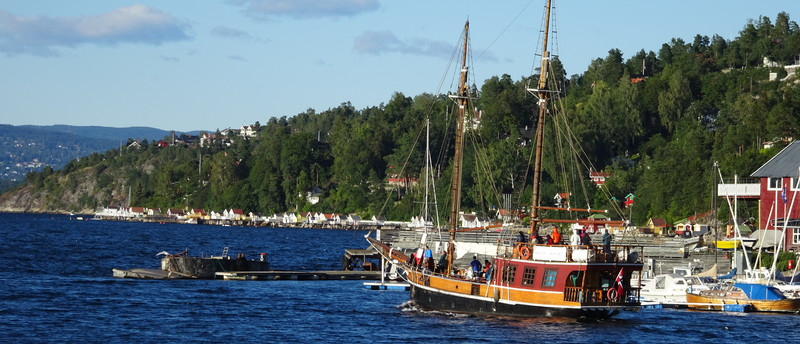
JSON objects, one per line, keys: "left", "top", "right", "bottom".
{"left": 519, "top": 245, "right": 531, "bottom": 260}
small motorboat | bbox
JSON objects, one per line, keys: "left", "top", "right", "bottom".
{"left": 641, "top": 273, "right": 712, "bottom": 305}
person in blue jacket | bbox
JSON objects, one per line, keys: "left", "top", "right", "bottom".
{"left": 469, "top": 255, "right": 482, "bottom": 279}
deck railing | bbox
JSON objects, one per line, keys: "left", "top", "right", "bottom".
{"left": 505, "top": 243, "right": 644, "bottom": 264}
{"left": 564, "top": 286, "right": 640, "bottom": 305}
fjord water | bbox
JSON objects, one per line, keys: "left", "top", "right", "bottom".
{"left": 1, "top": 213, "right": 799, "bottom": 343}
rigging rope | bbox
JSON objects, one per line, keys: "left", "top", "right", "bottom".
{"left": 476, "top": 0, "right": 535, "bottom": 63}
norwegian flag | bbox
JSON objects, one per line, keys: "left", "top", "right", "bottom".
{"left": 782, "top": 186, "right": 788, "bottom": 204}
{"left": 615, "top": 268, "right": 624, "bottom": 293}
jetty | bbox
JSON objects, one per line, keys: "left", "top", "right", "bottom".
{"left": 113, "top": 247, "right": 388, "bottom": 282}
{"left": 216, "top": 270, "right": 381, "bottom": 280}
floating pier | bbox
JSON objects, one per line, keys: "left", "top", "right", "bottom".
{"left": 363, "top": 281, "right": 410, "bottom": 290}
{"left": 216, "top": 270, "right": 381, "bottom": 281}
{"left": 112, "top": 268, "right": 193, "bottom": 280}
{"left": 641, "top": 301, "right": 753, "bottom": 312}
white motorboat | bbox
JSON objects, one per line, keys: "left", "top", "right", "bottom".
{"left": 641, "top": 273, "right": 712, "bottom": 305}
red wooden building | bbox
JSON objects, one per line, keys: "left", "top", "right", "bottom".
{"left": 750, "top": 141, "right": 800, "bottom": 250}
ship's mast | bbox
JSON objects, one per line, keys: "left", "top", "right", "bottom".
{"left": 447, "top": 21, "right": 470, "bottom": 274}
{"left": 527, "top": 0, "right": 553, "bottom": 239}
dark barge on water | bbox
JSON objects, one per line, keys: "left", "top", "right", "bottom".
{"left": 113, "top": 249, "right": 270, "bottom": 280}
{"left": 113, "top": 248, "right": 383, "bottom": 281}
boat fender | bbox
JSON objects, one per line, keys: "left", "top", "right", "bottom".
{"left": 493, "top": 289, "right": 500, "bottom": 303}
{"left": 519, "top": 246, "right": 531, "bottom": 260}
{"left": 607, "top": 288, "right": 619, "bottom": 302}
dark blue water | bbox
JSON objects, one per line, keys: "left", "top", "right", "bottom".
{"left": 1, "top": 213, "right": 799, "bottom": 343}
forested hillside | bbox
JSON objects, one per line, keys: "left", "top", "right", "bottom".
{"left": 3, "top": 13, "right": 799, "bottom": 226}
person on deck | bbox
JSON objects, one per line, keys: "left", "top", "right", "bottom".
{"left": 580, "top": 230, "right": 592, "bottom": 247}
{"left": 437, "top": 250, "right": 448, "bottom": 274}
{"left": 551, "top": 228, "right": 562, "bottom": 244}
{"left": 483, "top": 260, "right": 493, "bottom": 283}
{"left": 349, "top": 257, "right": 362, "bottom": 271}
{"left": 423, "top": 245, "right": 433, "bottom": 268}
{"left": 570, "top": 229, "right": 581, "bottom": 246}
{"left": 602, "top": 229, "right": 612, "bottom": 254}
{"left": 469, "top": 255, "right": 482, "bottom": 279}
{"left": 516, "top": 231, "right": 528, "bottom": 244}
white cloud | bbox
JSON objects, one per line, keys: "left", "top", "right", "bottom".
{"left": 231, "top": 0, "right": 379, "bottom": 20}
{"left": 211, "top": 26, "right": 252, "bottom": 39}
{"left": 160, "top": 55, "right": 180, "bottom": 63}
{"left": 354, "top": 30, "right": 499, "bottom": 62}
{"left": 354, "top": 30, "right": 453, "bottom": 58}
{"left": 0, "top": 5, "right": 192, "bottom": 57}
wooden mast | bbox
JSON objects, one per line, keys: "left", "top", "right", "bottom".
{"left": 527, "top": 0, "right": 552, "bottom": 240}
{"left": 447, "top": 21, "right": 470, "bottom": 275}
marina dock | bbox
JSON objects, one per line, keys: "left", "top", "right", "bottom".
{"left": 216, "top": 270, "right": 382, "bottom": 280}
{"left": 363, "top": 281, "right": 410, "bottom": 290}
{"left": 642, "top": 301, "right": 753, "bottom": 312}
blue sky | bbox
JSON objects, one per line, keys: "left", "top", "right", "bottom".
{"left": 0, "top": 0, "right": 795, "bottom": 132}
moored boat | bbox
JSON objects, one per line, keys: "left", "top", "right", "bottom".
{"left": 369, "top": 237, "right": 642, "bottom": 318}
{"left": 367, "top": 1, "right": 644, "bottom": 318}
{"left": 640, "top": 273, "right": 713, "bottom": 305}
{"left": 715, "top": 239, "right": 741, "bottom": 249}
{"left": 686, "top": 283, "right": 800, "bottom": 313}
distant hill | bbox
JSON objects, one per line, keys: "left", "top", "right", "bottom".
{"left": 0, "top": 124, "right": 206, "bottom": 191}
{"left": 20, "top": 124, "right": 201, "bottom": 143}
{"left": 20, "top": 125, "right": 205, "bottom": 142}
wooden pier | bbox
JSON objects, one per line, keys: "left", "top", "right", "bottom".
{"left": 642, "top": 301, "right": 752, "bottom": 312}
{"left": 216, "top": 270, "right": 382, "bottom": 281}
{"left": 363, "top": 281, "right": 410, "bottom": 290}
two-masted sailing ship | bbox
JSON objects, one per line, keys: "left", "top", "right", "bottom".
{"left": 368, "top": 0, "right": 643, "bottom": 318}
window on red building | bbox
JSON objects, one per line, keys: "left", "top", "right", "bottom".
{"left": 769, "top": 177, "right": 783, "bottom": 190}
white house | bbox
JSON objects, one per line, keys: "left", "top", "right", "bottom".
{"left": 95, "top": 207, "right": 123, "bottom": 218}
{"left": 346, "top": 215, "right": 362, "bottom": 225}
{"left": 460, "top": 213, "right": 478, "bottom": 228}
{"left": 372, "top": 215, "right": 387, "bottom": 226}
{"left": 209, "top": 211, "right": 224, "bottom": 220}
{"left": 240, "top": 125, "right": 258, "bottom": 138}
{"left": 282, "top": 212, "right": 298, "bottom": 224}
{"left": 222, "top": 209, "right": 246, "bottom": 220}
{"left": 313, "top": 213, "right": 331, "bottom": 224}
{"left": 410, "top": 215, "right": 433, "bottom": 228}
{"left": 306, "top": 186, "right": 322, "bottom": 205}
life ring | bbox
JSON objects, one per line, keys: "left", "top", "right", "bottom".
{"left": 519, "top": 245, "right": 531, "bottom": 260}
{"left": 607, "top": 288, "right": 619, "bottom": 302}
